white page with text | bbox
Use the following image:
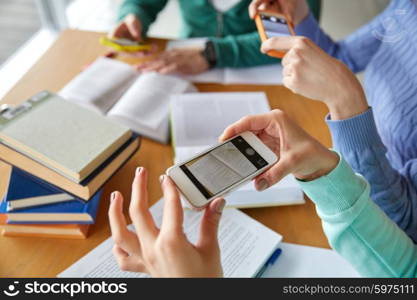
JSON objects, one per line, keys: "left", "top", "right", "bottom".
{"left": 59, "top": 199, "right": 282, "bottom": 278}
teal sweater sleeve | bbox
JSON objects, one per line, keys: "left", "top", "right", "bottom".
{"left": 298, "top": 154, "right": 417, "bottom": 277}
{"left": 118, "top": 0, "right": 168, "bottom": 35}
{"left": 210, "top": 32, "right": 276, "bottom": 68}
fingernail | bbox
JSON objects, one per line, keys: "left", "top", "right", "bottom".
{"left": 110, "top": 192, "right": 116, "bottom": 202}
{"left": 256, "top": 179, "right": 269, "bottom": 191}
{"left": 159, "top": 174, "right": 166, "bottom": 183}
{"left": 135, "top": 167, "right": 142, "bottom": 176}
{"left": 214, "top": 199, "right": 225, "bottom": 214}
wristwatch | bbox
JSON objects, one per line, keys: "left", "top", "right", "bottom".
{"left": 201, "top": 41, "right": 217, "bottom": 69}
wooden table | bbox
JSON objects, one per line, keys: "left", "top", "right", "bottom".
{"left": 0, "top": 30, "right": 332, "bottom": 277}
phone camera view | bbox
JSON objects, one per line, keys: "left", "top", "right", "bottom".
{"left": 261, "top": 14, "right": 290, "bottom": 38}
{"left": 180, "top": 136, "right": 268, "bottom": 199}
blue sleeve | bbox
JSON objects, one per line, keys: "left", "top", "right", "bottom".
{"left": 327, "top": 109, "right": 417, "bottom": 243}
{"left": 294, "top": 2, "right": 395, "bottom": 73}
{"left": 298, "top": 155, "right": 417, "bottom": 278}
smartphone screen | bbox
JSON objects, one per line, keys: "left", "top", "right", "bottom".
{"left": 179, "top": 136, "right": 268, "bottom": 199}
{"left": 261, "top": 14, "right": 291, "bottom": 38}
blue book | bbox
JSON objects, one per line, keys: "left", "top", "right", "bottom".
{"left": 0, "top": 167, "right": 102, "bottom": 224}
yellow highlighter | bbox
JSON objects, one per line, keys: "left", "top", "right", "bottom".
{"left": 100, "top": 37, "right": 152, "bottom": 52}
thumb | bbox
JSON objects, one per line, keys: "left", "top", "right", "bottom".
{"left": 197, "top": 198, "right": 225, "bottom": 251}
{"left": 254, "top": 159, "right": 291, "bottom": 191}
{"left": 126, "top": 19, "right": 142, "bottom": 41}
{"left": 261, "top": 36, "right": 299, "bottom": 54}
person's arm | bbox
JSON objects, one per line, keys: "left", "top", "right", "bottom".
{"left": 117, "top": 0, "right": 168, "bottom": 35}
{"left": 299, "top": 154, "right": 417, "bottom": 277}
{"left": 327, "top": 109, "right": 417, "bottom": 243}
{"left": 209, "top": 32, "right": 277, "bottom": 68}
{"left": 295, "top": 1, "right": 394, "bottom": 73}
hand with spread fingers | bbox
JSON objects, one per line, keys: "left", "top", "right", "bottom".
{"left": 249, "top": 0, "right": 309, "bottom": 25}
{"left": 108, "top": 167, "right": 225, "bottom": 278}
{"left": 261, "top": 36, "right": 368, "bottom": 120}
{"left": 220, "top": 110, "right": 339, "bottom": 191}
{"left": 136, "top": 48, "right": 210, "bottom": 75}
{"left": 109, "top": 13, "right": 143, "bottom": 42}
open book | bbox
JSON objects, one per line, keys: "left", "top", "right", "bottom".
{"left": 60, "top": 57, "right": 196, "bottom": 143}
{"left": 170, "top": 92, "right": 304, "bottom": 209}
{"left": 58, "top": 199, "right": 282, "bottom": 278}
{"left": 167, "top": 39, "right": 283, "bottom": 85}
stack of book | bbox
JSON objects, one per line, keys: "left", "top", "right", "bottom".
{"left": 0, "top": 91, "right": 140, "bottom": 239}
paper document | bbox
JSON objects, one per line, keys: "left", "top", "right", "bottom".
{"left": 167, "top": 39, "right": 283, "bottom": 85}
{"left": 261, "top": 242, "right": 360, "bottom": 278}
{"left": 171, "top": 92, "right": 304, "bottom": 208}
{"left": 59, "top": 199, "right": 282, "bottom": 278}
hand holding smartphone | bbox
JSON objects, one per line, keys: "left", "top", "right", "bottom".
{"left": 167, "top": 132, "right": 278, "bottom": 208}
{"left": 255, "top": 10, "right": 295, "bottom": 58}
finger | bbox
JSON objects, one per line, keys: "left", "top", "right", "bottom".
{"left": 197, "top": 198, "right": 225, "bottom": 250}
{"left": 109, "top": 191, "right": 141, "bottom": 253}
{"left": 125, "top": 19, "right": 141, "bottom": 41}
{"left": 159, "top": 63, "right": 178, "bottom": 74}
{"left": 109, "top": 23, "right": 126, "bottom": 39}
{"left": 219, "top": 114, "right": 273, "bottom": 142}
{"left": 129, "top": 167, "right": 158, "bottom": 243}
{"left": 261, "top": 36, "right": 300, "bottom": 54}
{"left": 160, "top": 175, "right": 184, "bottom": 235}
{"left": 113, "top": 245, "right": 147, "bottom": 273}
{"left": 140, "top": 60, "right": 167, "bottom": 72}
{"left": 255, "top": 160, "right": 290, "bottom": 191}
{"left": 248, "top": 0, "right": 265, "bottom": 18}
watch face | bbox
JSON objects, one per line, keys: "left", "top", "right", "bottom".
{"left": 203, "top": 41, "right": 217, "bottom": 68}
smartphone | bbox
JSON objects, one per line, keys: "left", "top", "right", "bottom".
{"left": 166, "top": 132, "right": 278, "bottom": 208}
{"left": 99, "top": 37, "right": 151, "bottom": 52}
{"left": 255, "top": 11, "right": 295, "bottom": 58}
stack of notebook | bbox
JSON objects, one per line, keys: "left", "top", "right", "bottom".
{"left": 0, "top": 91, "right": 141, "bottom": 238}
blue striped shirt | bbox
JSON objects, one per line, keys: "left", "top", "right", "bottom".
{"left": 296, "top": 0, "right": 417, "bottom": 241}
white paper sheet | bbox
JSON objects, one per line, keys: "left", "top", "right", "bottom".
{"left": 59, "top": 199, "right": 282, "bottom": 278}
{"left": 261, "top": 242, "right": 360, "bottom": 278}
{"left": 171, "top": 92, "right": 304, "bottom": 208}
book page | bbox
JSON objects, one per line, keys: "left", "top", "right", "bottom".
{"left": 107, "top": 72, "right": 196, "bottom": 134}
{"left": 171, "top": 92, "right": 270, "bottom": 147}
{"left": 59, "top": 57, "right": 137, "bottom": 114}
{"left": 59, "top": 199, "right": 282, "bottom": 278}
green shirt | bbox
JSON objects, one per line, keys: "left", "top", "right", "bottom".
{"left": 118, "top": 0, "right": 321, "bottom": 68}
{"left": 299, "top": 153, "right": 417, "bottom": 277}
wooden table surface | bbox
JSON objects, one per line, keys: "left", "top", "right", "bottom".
{"left": 0, "top": 30, "right": 332, "bottom": 277}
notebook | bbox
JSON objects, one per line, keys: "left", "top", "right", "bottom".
{"left": 60, "top": 57, "right": 197, "bottom": 143}
{"left": 58, "top": 198, "right": 282, "bottom": 278}
{"left": 0, "top": 223, "right": 90, "bottom": 239}
{"left": 0, "top": 134, "right": 140, "bottom": 201}
{"left": 167, "top": 39, "right": 283, "bottom": 85}
{"left": 0, "top": 174, "right": 102, "bottom": 223}
{"left": 0, "top": 91, "right": 132, "bottom": 183}
{"left": 170, "top": 92, "right": 304, "bottom": 208}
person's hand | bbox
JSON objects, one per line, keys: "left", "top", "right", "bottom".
{"left": 220, "top": 110, "right": 340, "bottom": 191}
{"left": 108, "top": 167, "right": 225, "bottom": 277}
{"left": 261, "top": 36, "right": 368, "bottom": 120}
{"left": 136, "top": 48, "right": 210, "bottom": 75}
{"left": 109, "top": 14, "right": 142, "bottom": 42}
{"left": 249, "top": 0, "right": 309, "bottom": 25}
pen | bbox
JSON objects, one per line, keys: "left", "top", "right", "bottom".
{"left": 255, "top": 248, "right": 282, "bottom": 278}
